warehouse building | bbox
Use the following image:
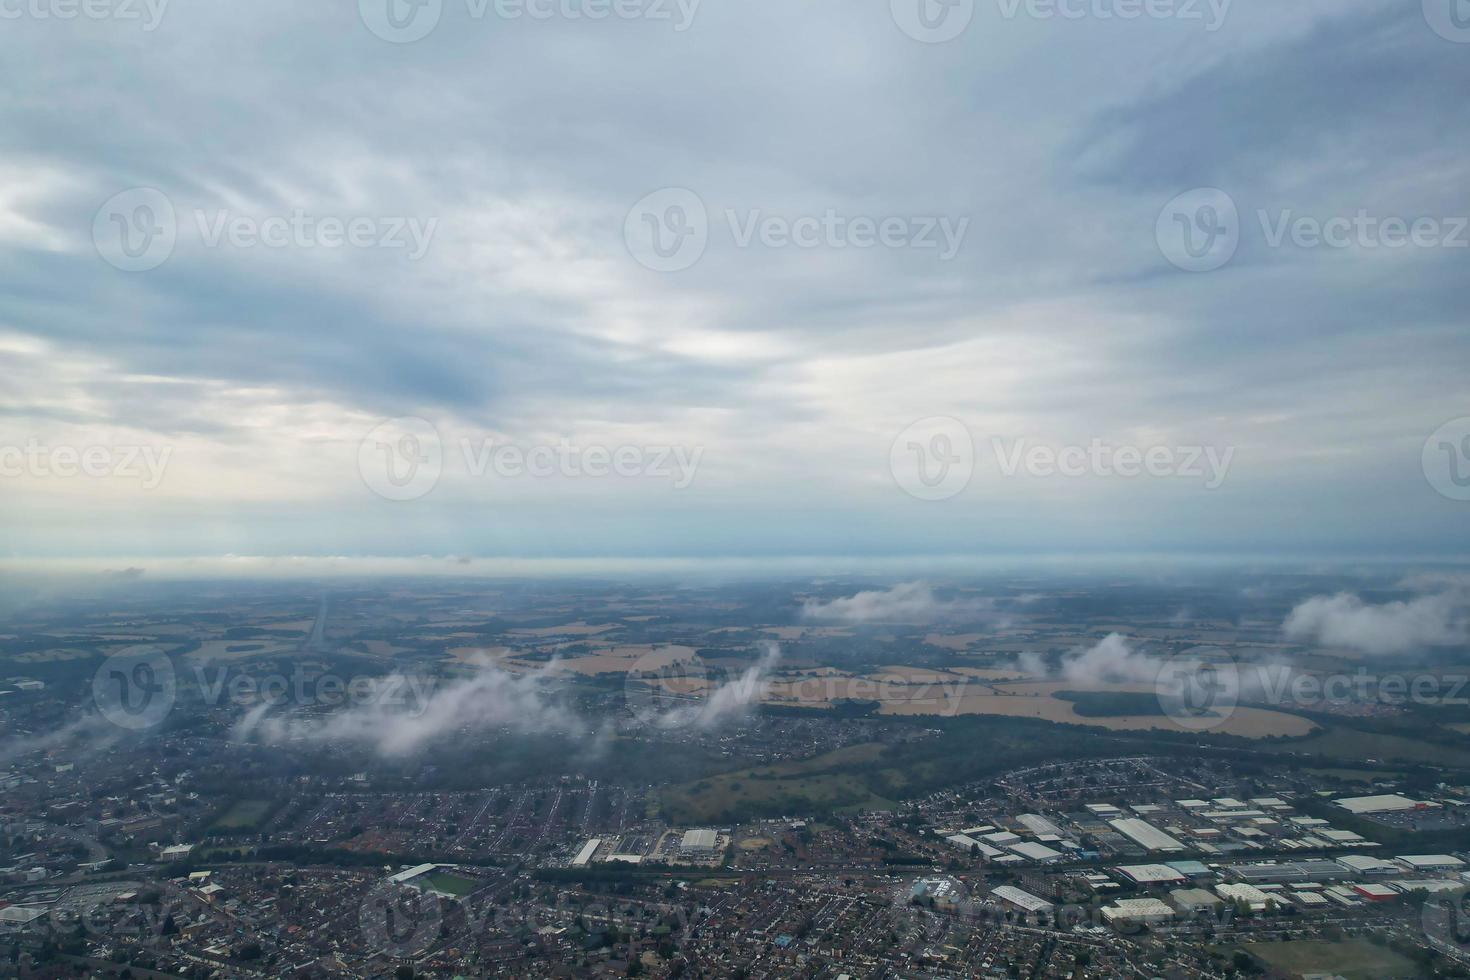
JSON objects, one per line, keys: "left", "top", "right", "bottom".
{"left": 1396, "top": 854, "right": 1466, "bottom": 872}
{"left": 1108, "top": 818, "right": 1185, "bottom": 853}
{"left": 1101, "top": 897, "right": 1175, "bottom": 928}
{"left": 1009, "top": 841, "right": 1063, "bottom": 863}
{"left": 991, "top": 885, "right": 1053, "bottom": 914}
{"left": 680, "top": 828, "right": 719, "bottom": 855}
{"left": 1337, "top": 854, "right": 1398, "bottom": 876}
{"left": 571, "top": 838, "right": 601, "bottom": 867}
{"left": 1169, "top": 888, "right": 1225, "bottom": 915}
{"left": 1116, "top": 864, "right": 1188, "bottom": 886}
{"left": 1334, "top": 794, "right": 1437, "bottom": 815}
{"left": 1216, "top": 883, "right": 1272, "bottom": 913}
{"left": 1017, "top": 813, "right": 1063, "bottom": 836}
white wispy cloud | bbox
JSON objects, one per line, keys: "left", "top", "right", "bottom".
{"left": 801, "top": 582, "right": 1003, "bottom": 625}
{"left": 1284, "top": 590, "right": 1470, "bottom": 656}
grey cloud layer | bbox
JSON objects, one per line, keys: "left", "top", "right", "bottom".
{"left": 0, "top": 1, "right": 1466, "bottom": 558}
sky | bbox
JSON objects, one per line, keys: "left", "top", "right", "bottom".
{"left": 1, "top": 0, "right": 1468, "bottom": 565}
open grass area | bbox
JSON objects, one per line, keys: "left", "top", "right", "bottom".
{"left": 423, "top": 871, "right": 481, "bottom": 897}
{"left": 1302, "top": 765, "right": 1406, "bottom": 783}
{"left": 210, "top": 799, "right": 273, "bottom": 832}
{"left": 660, "top": 743, "right": 899, "bottom": 824}
{"left": 1271, "top": 727, "right": 1470, "bottom": 769}
{"left": 1242, "top": 939, "right": 1422, "bottom": 979}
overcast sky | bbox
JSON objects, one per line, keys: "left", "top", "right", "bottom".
{"left": 1, "top": 0, "right": 1467, "bottom": 564}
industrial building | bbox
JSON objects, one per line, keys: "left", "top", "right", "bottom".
{"left": 1009, "top": 841, "right": 1063, "bottom": 863}
{"left": 1116, "top": 864, "right": 1187, "bottom": 886}
{"left": 991, "top": 885, "right": 1053, "bottom": 914}
{"left": 571, "top": 838, "right": 601, "bottom": 867}
{"left": 1334, "top": 794, "right": 1436, "bottom": 815}
{"left": 680, "top": 828, "right": 719, "bottom": 855}
{"left": 1215, "top": 883, "right": 1272, "bottom": 913}
{"left": 1108, "top": 818, "right": 1185, "bottom": 853}
{"left": 1101, "top": 897, "right": 1175, "bottom": 927}
{"left": 1395, "top": 854, "right": 1466, "bottom": 872}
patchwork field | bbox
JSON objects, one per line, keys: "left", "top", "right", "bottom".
{"left": 661, "top": 744, "right": 896, "bottom": 824}
{"left": 1242, "top": 939, "right": 1421, "bottom": 979}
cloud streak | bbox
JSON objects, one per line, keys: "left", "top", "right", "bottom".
{"left": 801, "top": 583, "right": 1005, "bottom": 626}
{"left": 232, "top": 657, "right": 577, "bottom": 757}
{"left": 655, "top": 641, "right": 782, "bottom": 731}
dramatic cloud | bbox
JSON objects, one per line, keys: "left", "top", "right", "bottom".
{"left": 1, "top": 2, "right": 1466, "bottom": 561}
{"left": 1010, "top": 633, "right": 1168, "bottom": 685}
{"left": 801, "top": 583, "right": 1002, "bottom": 625}
{"left": 656, "top": 642, "right": 782, "bottom": 731}
{"left": 233, "top": 657, "right": 577, "bottom": 756}
{"left": 1058, "top": 633, "right": 1165, "bottom": 685}
{"left": 234, "top": 643, "right": 782, "bottom": 754}
{"left": 1284, "top": 591, "right": 1470, "bottom": 656}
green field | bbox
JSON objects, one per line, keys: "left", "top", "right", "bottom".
{"left": 424, "top": 871, "right": 481, "bottom": 897}
{"left": 1302, "top": 765, "right": 1406, "bottom": 783}
{"left": 210, "top": 799, "right": 273, "bottom": 832}
{"left": 1266, "top": 726, "right": 1470, "bottom": 769}
{"left": 1242, "top": 939, "right": 1422, "bottom": 979}
{"left": 661, "top": 743, "right": 899, "bottom": 824}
